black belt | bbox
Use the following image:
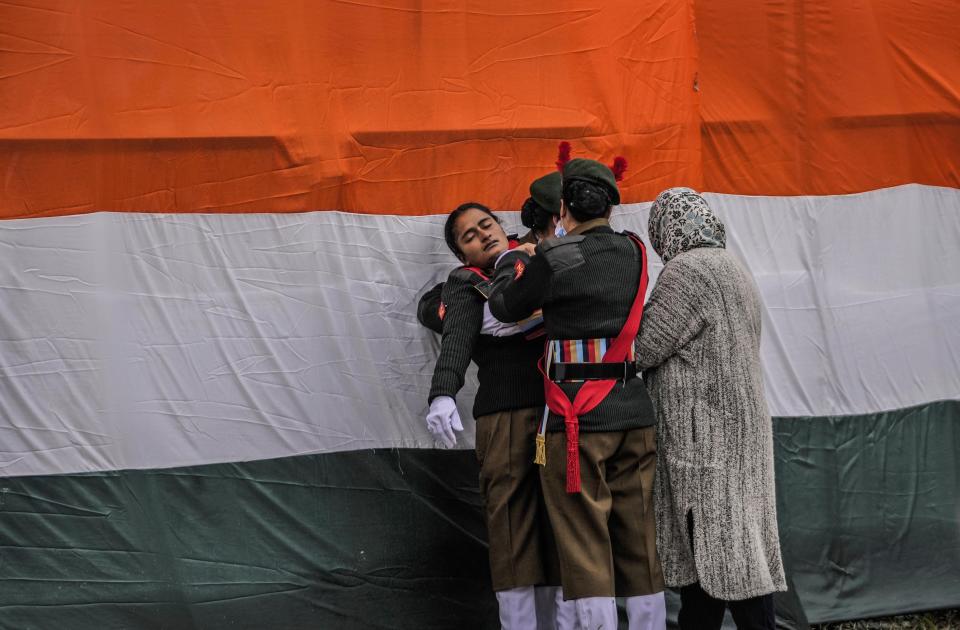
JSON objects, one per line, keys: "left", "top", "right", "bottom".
{"left": 549, "top": 361, "right": 637, "bottom": 382}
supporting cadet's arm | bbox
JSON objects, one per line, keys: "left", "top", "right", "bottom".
{"left": 486, "top": 249, "right": 551, "bottom": 323}
{"left": 635, "top": 258, "right": 709, "bottom": 370}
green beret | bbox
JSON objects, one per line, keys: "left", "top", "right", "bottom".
{"left": 562, "top": 158, "right": 620, "bottom": 205}
{"left": 529, "top": 171, "right": 562, "bottom": 215}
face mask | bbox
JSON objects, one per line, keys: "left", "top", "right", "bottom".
{"left": 554, "top": 220, "right": 567, "bottom": 238}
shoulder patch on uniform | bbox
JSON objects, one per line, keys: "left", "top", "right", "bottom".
{"left": 538, "top": 237, "right": 586, "bottom": 274}
{"left": 438, "top": 302, "right": 446, "bottom": 320}
{"left": 537, "top": 234, "right": 585, "bottom": 254}
{"left": 513, "top": 258, "right": 526, "bottom": 280}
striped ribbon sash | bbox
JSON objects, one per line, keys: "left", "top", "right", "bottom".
{"left": 550, "top": 337, "right": 636, "bottom": 365}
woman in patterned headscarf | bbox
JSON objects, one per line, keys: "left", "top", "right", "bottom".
{"left": 636, "top": 188, "right": 787, "bottom": 630}
{"left": 647, "top": 187, "right": 726, "bottom": 262}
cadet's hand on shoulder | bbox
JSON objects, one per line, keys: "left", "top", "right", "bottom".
{"left": 515, "top": 243, "right": 536, "bottom": 256}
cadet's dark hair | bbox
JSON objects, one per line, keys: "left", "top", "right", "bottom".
{"left": 444, "top": 202, "right": 500, "bottom": 261}
{"left": 562, "top": 179, "right": 611, "bottom": 222}
{"left": 520, "top": 198, "right": 554, "bottom": 234}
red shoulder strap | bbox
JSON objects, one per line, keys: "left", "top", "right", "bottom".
{"left": 539, "top": 233, "right": 649, "bottom": 492}
{"left": 605, "top": 233, "right": 648, "bottom": 362}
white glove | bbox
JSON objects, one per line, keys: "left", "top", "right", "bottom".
{"left": 481, "top": 303, "right": 522, "bottom": 337}
{"left": 426, "top": 396, "right": 464, "bottom": 448}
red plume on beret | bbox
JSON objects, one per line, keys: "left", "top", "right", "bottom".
{"left": 555, "top": 141, "right": 572, "bottom": 171}
{"left": 611, "top": 156, "right": 628, "bottom": 181}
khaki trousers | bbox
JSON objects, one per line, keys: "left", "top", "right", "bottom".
{"left": 540, "top": 427, "right": 664, "bottom": 599}
{"left": 475, "top": 407, "right": 560, "bottom": 591}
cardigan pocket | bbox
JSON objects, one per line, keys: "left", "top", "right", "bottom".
{"left": 689, "top": 405, "right": 696, "bottom": 443}
{"left": 690, "top": 400, "right": 725, "bottom": 469}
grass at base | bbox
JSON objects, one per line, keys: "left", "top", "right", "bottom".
{"left": 816, "top": 609, "right": 959, "bottom": 629}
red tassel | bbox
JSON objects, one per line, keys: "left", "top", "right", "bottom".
{"left": 556, "top": 141, "right": 572, "bottom": 171}
{"left": 611, "top": 156, "right": 628, "bottom": 181}
{"left": 565, "top": 416, "right": 581, "bottom": 493}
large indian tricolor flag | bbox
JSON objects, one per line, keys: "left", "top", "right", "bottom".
{"left": 0, "top": 1, "right": 957, "bottom": 627}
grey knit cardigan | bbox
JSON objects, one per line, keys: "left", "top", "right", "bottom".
{"left": 636, "top": 192, "right": 786, "bottom": 600}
